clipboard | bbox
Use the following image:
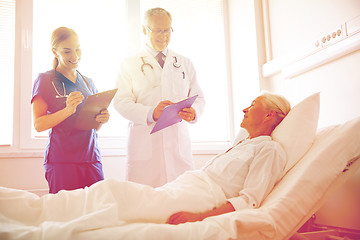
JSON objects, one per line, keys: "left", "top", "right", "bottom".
{"left": 150, "top": 95, "right": 198, "bottom": 134}
{"left": 73, "top": 88, "right": 118, "bottom": 131}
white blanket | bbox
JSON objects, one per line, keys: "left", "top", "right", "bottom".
{"left": 0, "top": 177, "right": 276, "bottom": 240}
{"left": 1, "top": 171, "right": 239, "bottom": 240}
{"left": 1, "top": 117, "right": 360, "bottom": 240}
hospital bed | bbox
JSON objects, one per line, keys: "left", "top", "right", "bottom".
{"left": 1, "top": 92, "right": 360, "bottom": 240}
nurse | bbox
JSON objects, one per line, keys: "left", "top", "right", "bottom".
{"left": 114, "top": 7, "right": 205, "bottom": 187}
{"left": 31, "top": 27, "right": 110, "bottom": 194}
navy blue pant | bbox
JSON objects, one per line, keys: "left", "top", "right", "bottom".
{"left": 45, "top": 162, "right": 104, "bottom": 194}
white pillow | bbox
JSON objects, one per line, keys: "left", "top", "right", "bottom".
{"left": 271, "top": 92, "right": 320, "bottom": 173}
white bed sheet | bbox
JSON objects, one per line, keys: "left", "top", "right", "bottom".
{"left": 1, "top": 117, "right": 359, "bottom": 240}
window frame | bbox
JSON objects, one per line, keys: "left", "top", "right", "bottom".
{"left": 0, "top": 0, "right": 16, "bottom": 147}
{"left": 2, "top": 0, "right": 237, "bottom": 156}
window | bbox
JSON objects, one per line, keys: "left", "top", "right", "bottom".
{"left": 0, "top": 0, "right": 15, "bottom": 145}
{"left": 32, "top": 0, "right": 128, "bottom": 142}
{"left": 140, "top": 0, "right": 231, "bottom": 143}
{"left": 11, "top": 0, "right": 237, "bottom": 152}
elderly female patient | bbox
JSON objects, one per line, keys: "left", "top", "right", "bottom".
{"left": 167, "top": 92, "right": 291, "bottom": 224}
{"left": 0, "top": 92, "right": 291, "bottom": 227}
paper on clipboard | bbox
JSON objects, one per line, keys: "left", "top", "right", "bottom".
{"left": 73, "top": 88, "right": 118, "bottom": 131}
{"left": 150, "top": 95, "right": 198, "bottom": 134}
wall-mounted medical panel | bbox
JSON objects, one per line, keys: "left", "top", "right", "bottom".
{"left": 262, "top": 15, "right": 360, "bottom": 79}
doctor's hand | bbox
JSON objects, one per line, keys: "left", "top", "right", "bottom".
{"left": 153, "top": 100, "right": 173, "bottom": 121}
{"left": 179, "top": 107, "right": 196, "bottom": 122}
{"left": 95, "top": 109, "right": 110, "bottom": 124}
{"left": 65, "top": 91, "right": 84, "bottom": 115}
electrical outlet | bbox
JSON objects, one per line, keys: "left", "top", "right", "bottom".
{"left": 319, "top": 25, "right": 344, "bottom": 48}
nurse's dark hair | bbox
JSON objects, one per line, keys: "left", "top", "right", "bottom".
{"left": 143, "top": 7, "right": 172, "bottom": 26}
{"left": 51, "top": 27, "right": 78, "bottom": 69}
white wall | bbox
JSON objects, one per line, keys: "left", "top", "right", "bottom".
{"left": 269, "top": 51, "right": 360, "bottom": 128}
{"left": 262, "top": 0, "right": 360, "bottom": 128}
{"left": 268, "top": 0, "right": 360, "bottom": 59}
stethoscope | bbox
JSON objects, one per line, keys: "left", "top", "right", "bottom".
{"left": 139, "top": 55, "right": 182, "bottom": 87}
{"left": 140, "top": 56, "right": 153, "bottom": 75}
{"left": 140, "top": 55, "right": 181, "bottom": 75}
{"left": 52, "top": 81, "right": 69, "bottom": 98}
{"left": 52, "top": 70, "right": 93, "bottom": 98}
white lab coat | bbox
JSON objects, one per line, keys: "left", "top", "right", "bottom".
{"left": 114, "top": 48, "right": 205, "bottom": 187}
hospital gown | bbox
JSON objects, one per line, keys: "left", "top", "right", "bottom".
{"left": 203, "top": 135, "right": 286, "bottom": 210}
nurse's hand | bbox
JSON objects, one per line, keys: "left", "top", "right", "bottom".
{"left": 95, "top": 109, "right": 110, "bottom": 124}
{"left": 65, "top": 91, "right": 84, "bottom": 115}
{"left": 179, "top": 107, "right": 196, "bottom": 122}
{"left": 153, "top": 100, "right": 173, "bottom": 121}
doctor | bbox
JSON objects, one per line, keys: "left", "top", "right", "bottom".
{"left": 114, "top": 7, "right": 205, "bottom": 187}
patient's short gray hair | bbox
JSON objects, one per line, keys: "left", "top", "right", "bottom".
{"left": 143, "top": 7, "right": 172, "bottom": 26}
{"left": 260, "top": 92, "right": 291, "bottom": 122}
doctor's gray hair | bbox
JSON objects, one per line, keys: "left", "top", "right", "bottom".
{"left": 143, "top": 7, "right": 172, "bottom": 26}
{"left": 51, "top": 27, "right": 78, "bottom": 69}
{"left": 260, "top": 91, "right": 291, "bottom": 125}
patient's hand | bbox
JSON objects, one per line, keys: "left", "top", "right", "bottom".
{"left": 167, "top": 211, "right": 204, "bottom": 225}
{"left": 167, "top": 202, "right": 235, "bottom": 225}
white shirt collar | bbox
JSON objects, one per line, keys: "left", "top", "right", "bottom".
{"left": 237, "top": 135, "right": 272, "bottom": 145}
